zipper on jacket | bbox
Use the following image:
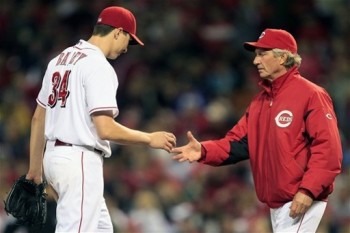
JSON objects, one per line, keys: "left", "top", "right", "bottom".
{"left": 269, "top": 84, "right": 274, "bottom": 107}
{"left": 265, "top": 94, "right": 272, "bottom": 205}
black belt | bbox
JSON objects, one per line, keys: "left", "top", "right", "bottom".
{"left": 54, "top": 140, "right": 104, "bottom": 156}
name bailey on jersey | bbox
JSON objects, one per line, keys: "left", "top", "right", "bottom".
{"left": 55, "top": 50, "right": 87, "bottom": 66}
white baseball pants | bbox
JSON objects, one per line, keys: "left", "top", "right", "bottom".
{"left": 44, "top": 140, "right": 113, "bottom": 233}
{"left": 270, "top": 200, "right": 327, "bottom": 232}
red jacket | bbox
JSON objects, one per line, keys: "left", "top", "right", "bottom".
{"left": 200, "top": 67, "right": 343, "bottom": 208}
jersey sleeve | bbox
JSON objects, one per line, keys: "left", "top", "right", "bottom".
{"left": 84, "top": 63, "right": 119, "bottom": 117}
{"left": 36, "top": 63, "right": 54, "bottom": 107}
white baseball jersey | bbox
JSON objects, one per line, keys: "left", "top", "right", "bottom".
{"left": 37, "top": 39, "right": 119, "bottom": 157}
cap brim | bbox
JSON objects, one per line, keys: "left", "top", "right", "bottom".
{"left": 243, "top": 42, "right": 258, "bottom": 51}
{"left": 129, "top": 34, "right": 144, "bottom": 46}
{"left": 243, "top": 42, "right": 273, "bottom": 52}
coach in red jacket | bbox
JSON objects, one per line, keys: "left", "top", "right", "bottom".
{"left": 172, "top": 28, "right": 343, "bottom": 232}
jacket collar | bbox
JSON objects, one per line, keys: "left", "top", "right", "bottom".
{"left": 259, "top": 66, "right": 299, "bottom": 96}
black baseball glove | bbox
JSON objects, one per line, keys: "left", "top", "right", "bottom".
{"left": 4, "top": 175, "right": 47, "bottom": 227}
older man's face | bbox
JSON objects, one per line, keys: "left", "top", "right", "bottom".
{"left": 253, "top": 49, "right": 287, "bottom": 81}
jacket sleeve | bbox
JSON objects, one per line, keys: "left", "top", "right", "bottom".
{"left": 300, "top": 90, "right": 343, "bottom": 198}
{"left": 199, "top": 112, "right": 250, "bottom": 166}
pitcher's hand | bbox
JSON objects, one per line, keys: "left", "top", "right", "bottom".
{"left": 149, "top": 132, "right": 176, "bottom": 152}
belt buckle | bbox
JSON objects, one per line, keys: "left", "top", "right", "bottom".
{"left": 55, "top": 140, "right": 72, "bottom": 147}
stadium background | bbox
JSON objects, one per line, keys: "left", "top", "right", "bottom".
{"left": 0, "top": 0, "right": 349, "bottom": 232}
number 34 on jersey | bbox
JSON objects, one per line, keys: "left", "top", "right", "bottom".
{"left": 47, "top": 51, "right": 87, "bottom": 108}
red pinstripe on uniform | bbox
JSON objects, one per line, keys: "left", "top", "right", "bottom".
{"left": 78, "top": 152, "right": 85, "bottom": 233}
{"left": 296, "top": 213, "right": 305, "bottom": 233}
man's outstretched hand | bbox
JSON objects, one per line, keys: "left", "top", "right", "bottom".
{"left": 171, "top": 131, "right": 202, "bottom": 163}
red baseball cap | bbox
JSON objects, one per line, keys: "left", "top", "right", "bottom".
{"left": 244, "top": 29, "right": 297, "bottom": 53}
{"left": 97, "top": 6, "right": 144, "bottom": 46}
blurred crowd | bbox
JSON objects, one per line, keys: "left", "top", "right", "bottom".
{"left": 1, "top": 0, "right": 350, "bottom": 232}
